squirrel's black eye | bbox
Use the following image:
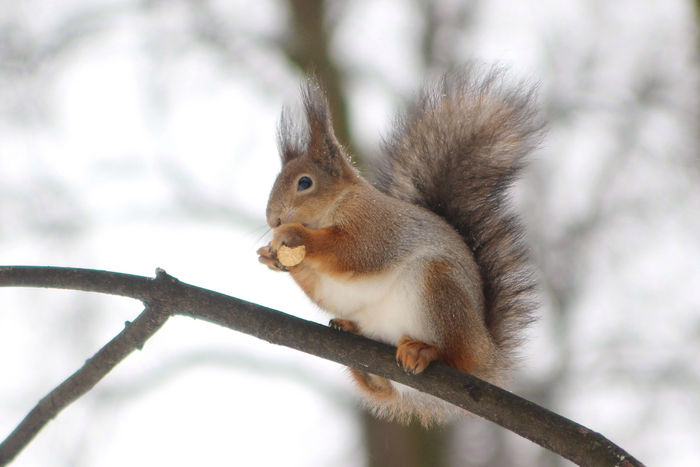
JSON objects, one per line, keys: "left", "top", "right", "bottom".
{"left": 297, "top": 176, "right": 313, "bottom": 191}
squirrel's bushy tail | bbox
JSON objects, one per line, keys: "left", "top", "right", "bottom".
{"left": 375, "top": 66, "right": 543, "bottom": 365}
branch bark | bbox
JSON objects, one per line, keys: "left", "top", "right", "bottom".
{"left": 0, "top": 266, "right": 644, "bottom": 467}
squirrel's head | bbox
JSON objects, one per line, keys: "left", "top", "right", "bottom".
{"left": 266, "top": 79, "right": 358, "bottom": 229}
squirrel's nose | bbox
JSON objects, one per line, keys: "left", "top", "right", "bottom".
{"left": 265, "top": 207, "right": 282, "bottom": 227}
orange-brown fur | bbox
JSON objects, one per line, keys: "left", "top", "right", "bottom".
{"left": 349, "top": 369, "right": 395, "bottom": 399}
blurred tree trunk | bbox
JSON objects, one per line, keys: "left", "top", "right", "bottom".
{"left": 363, "top": 413, "right": 448, "bottom": 467}
{"left": 283, "top": 0, "right": 356, "bottom": 158}
{"left": 282, "top": 2, "right": 450, "bottom": 466}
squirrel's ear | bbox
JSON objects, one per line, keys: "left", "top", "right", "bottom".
{"left": 302, "top": 78, "right": 347, "bottom": 177}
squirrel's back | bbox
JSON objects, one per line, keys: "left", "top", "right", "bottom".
{"left": 374, "top": 65, "right": 543, "bottom": 367}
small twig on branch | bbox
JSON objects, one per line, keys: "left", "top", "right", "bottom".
{"left": 0, "top": 266, "right": 644, "bottom": 467}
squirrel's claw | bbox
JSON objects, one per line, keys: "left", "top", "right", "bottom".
{"left": 257, "top": 255, "right": 288, "bottom": 272}
{"left": 329, "top": 318, "right": 360, "bottom": 334}
{"left": 257, "top": 245, "right": 289, "bottom": 272}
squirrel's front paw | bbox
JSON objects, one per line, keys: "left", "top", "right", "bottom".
{"left": 257, "top": 244, "right": 289, "bottom": 272}
{"left": 271, "top": 223, "right": 306, "bottom": 251}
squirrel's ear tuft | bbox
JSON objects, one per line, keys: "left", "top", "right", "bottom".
{"left": 302, "top": 77, "right": 346, "bottom": 176}
{"left": 277, "top": 105, "right": 306, "bottom": 165}
{"left": 277, "top": 76, "right": 350, "bottom": 174}
{"left": 302, "top": 76, "right": 332, "bottom": 139}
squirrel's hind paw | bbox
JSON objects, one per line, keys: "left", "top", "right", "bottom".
{"left": 396, "top": 336, "right": 441, "bottom": 374}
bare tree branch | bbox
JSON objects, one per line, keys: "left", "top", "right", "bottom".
{"left": 0, "top": 266, "right": 644, "bottom": 467}
{"left": 0, "top": 303, "right": 169, "bottom": 464}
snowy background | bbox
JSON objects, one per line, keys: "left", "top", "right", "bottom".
{"left": 1, "top": 1, "right": 698, "bottom": 466}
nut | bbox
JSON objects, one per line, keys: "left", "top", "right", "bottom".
{"left": 277, "top": 245, "right": 306, "bottom": 267}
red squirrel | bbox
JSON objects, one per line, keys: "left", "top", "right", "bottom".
{"left": 257, "top": 66, "right": 542, "bottom": 425}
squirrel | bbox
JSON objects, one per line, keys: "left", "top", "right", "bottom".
{"left": 257, "top": 65, "right": 542, "bottom": 425}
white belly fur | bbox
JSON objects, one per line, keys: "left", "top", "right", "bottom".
{"left": 314, "top": 264, "right": 432, "bottom": 345}
{"left": 313, "top": 261, "right": 459, "bottom": 426}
